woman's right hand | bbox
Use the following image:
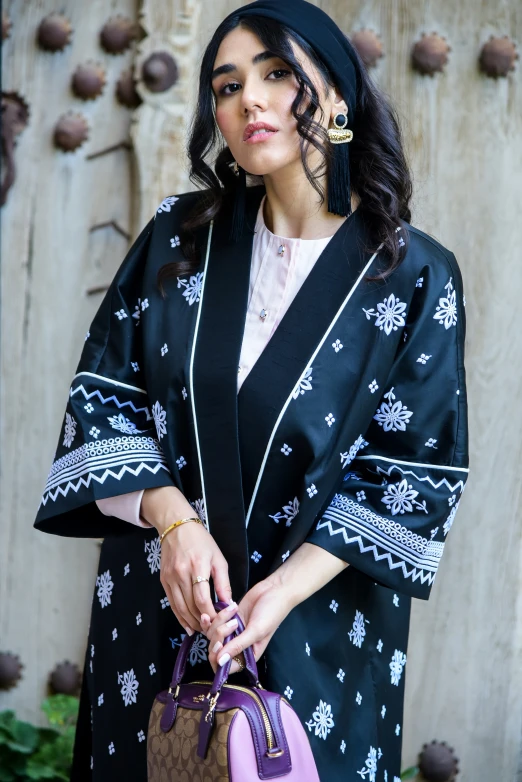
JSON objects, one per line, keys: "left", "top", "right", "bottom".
{"left": 141, "top": 486, "right": 232, "bottom": 635}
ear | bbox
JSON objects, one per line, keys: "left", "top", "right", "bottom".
{"left": 331, "top": 86, "right": 348, "bottom": 118}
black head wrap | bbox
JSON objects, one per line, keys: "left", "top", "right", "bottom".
{"left": 222, "top": 0, "right": 361, "bottom": 120}
{"left": 218, "top": 0, "right": 363, "bottom": 240}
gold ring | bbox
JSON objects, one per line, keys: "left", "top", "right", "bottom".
{"left": 192, "top": 576, "right": 210, "bottom": 586}
{"left": 233, "top": 655, "right": 245, "bottom": 672}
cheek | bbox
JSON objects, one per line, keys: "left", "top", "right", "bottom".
{"left": 215, "top": 106, "right": 235, "bottom": 136}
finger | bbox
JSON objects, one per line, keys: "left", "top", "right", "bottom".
{"left": 179, "top": 578, "right": 205, "bottom": 630}
{"left": 217, "top": 625, "right": 258, "bottom": 666}
{"left": 211, "top": 556, "right": 233, "bottom": 605}
{"left": 208, "top": 637, "right": 243, "bottom": 674}
{"left": 206, "top": 602, "right": 238, "bottom": 644}
{"left": 169, "top": 583, "right": 198, "bottom": 635}
{"left": 192, "top": 578, "right": 217, "bottom": 622}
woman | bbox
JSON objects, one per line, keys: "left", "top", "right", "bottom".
{"left": 34, "top": 1, "right": 469, "bottom": 780}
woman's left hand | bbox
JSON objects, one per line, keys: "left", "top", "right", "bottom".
{"left": 201, "top": 577, "right": 295, "bottom": 674}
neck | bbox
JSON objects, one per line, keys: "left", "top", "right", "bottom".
{"left": 260, "top": 169, "right": 359, "bottom": 240}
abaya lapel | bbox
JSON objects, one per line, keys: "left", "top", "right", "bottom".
{"left": 191, "top": 185, "right": 265, "bottom": 599}
{"left": 237, "top": 200, "right": 374, "bottom": 515}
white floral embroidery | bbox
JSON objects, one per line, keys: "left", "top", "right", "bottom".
{"left": 357, "top": 746, "right": 378, "bottom": 781}
{"left": 118, "top": 669, "right": 139, "bottom": 706}
{"left": 377, "top": 639, "right": 383, "bottom": 653}
{"left": 356, "top": 692, "right": 362, "bottom": 705}
{"left": 340, "top": 435, "right": 369, "bottom": 468}
{"left": 131, "top": 361, "right": 140, "bottom": 372}
{"left": 149, "top": 663, "right": 156, "bottom": 675}
{"left": 416, "top": 277, "right": 424, "bottom": 288}
{"left": 189, "top": 634, "right": 208, "bottom": 666}
{"left": 182, "top": 386, "right": 188, "bottom": 400}
{"left": 269, "top": 497, "right": 300, "bottom": 526}
{"left": 176, "top": 455, "right": 187, "bottom": 469}
{"left": 307, "top": 484, "right": 318, "bottom": 498}
{"left": 356, "top": 491, "right": 366, "bottom": 502}
{"left": 369, "top": 380, "right": 379, "bottom": 393}
{"left": 84, "top": 403, "right": 94, "bottom": 413}
{"left": 191, "top": 497, "right": 207, "bottom": 524}
{"left": 337, "top": 668, "right": 345, "bottom": 682}
{"left": 281, "top": 443, "right": 292, "bottom": 455}
{"left": 177, "top": 272, "right": 205, "bottom": 305}
{"left": 89, "top": 426, "right": 101, "bottom": 439}
{"left": 332, "top": 339, "right": 343, "bottom": 352}
{"left": 63, "top": 412, "right": 77, "bottom": 448}
{"left": 284, "top": 686, "right": 293, "bottom": 699}
{"left": 96, "top": 570, "right": 113, "bottom": 608}
{"left": 348, "top": 610, "right": 369, "bottom": 648}
{"left": 156, "top": 196, "right": 179, "bottom": 215}
{"left": 114, "top": 309, "right": 127, "bottom": 320}
{"left": 160, "top": 596, "right": 170, "bottom": 609}
{"left": 251, "top": 550, "right": 262, "bottom": 563}
{"left": 417, "top": 353, "right": 432, "bottom": 364}
{"left": 363, "top": 293, "right": 407, "bottom": 336}
{"left": 161, "top": 343, "right": 168, "bottom": 356}
{"left": 152, "top": 401, "right": 167, "bottom": 440}
{"left": 425, "top": 438, "right": 438, "bottom": 448}
{"left": 434, "top": 278, "right": 457, "bottom": 329}
{"left": 325, "top": 413, "right": 336, "bottom": 427}
{"left": 137, "top": 730, "right": 146, "bottom": 742}
{"left": 292, "top": 367, "right": 313, "bottom": 399}
{"left": 389, "top": 649, "right": 407, "bottom": 685}
{"left": 330, "top": 600, "right": 339, "bottom": 613}
{"left": 340, "top": 739, "right": 346, "bottom": 753}
{"left": 107, "top": 413, "right": 143, "bottom": 434}
{"left": 443, "top": 501, "right": 459, "bottom": 536}
{"left": 374, "top": 387, "right": 413, "bottom": 433}
{"left": 170, "top": 235, "right": 180, "bottom": 247}
{"left": 305, "top": 700, "right": 334, "bottom": 740}
{"left": 381, "top": 478, "right": 428, "bottom": 515}
{"left": 144, "top": 538, "right": 161, "bottom": 574}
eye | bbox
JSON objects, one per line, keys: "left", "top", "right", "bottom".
{"left": 218, "top": 68, "right": 291, "bottom": 96}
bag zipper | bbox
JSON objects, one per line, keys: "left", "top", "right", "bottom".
{"left": 191, "top": 680, "right": 275, "bottom": 752}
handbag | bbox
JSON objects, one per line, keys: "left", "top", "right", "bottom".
{"left": 147, "top": 601, "right": 320, "bottom": 781}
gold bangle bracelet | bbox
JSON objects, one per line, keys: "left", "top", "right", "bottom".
{"left": 159, "top": 517, "right": 204, "bottom": 545}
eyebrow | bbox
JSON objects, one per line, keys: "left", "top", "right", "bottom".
{"left": 211, "top": 50, "right": 280, "bottom": 81}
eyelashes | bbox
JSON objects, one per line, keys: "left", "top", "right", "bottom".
{"left": 218, "top": 69, "right": 292, "bottom": 96}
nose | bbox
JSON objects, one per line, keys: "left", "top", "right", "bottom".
{"left": 239, "top": 76, "right": 268, "bottom": 114}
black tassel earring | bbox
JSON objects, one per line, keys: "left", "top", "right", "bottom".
{"left": 326, "top": 112, "right": 354, "bottom": 217}
{"left": 230, "top": 160, "right": 247, "bottom": 243}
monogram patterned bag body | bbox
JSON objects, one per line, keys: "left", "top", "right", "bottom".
{"left": 147, "top": 603, "right": 320, "bottom": 781}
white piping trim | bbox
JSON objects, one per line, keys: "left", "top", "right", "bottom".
{"left": 356, "top": 454, "right": 469, "bottom": 473}
{"left": 245, "top": 242, "right": 385, "bottom": 527}
{"left": 73, "top": 371, "right": 147, "bottom": 395}
{"left": 189, "top": 220, "right": 214, "bottom": 534}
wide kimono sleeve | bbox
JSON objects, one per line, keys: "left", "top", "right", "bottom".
{"left": 306, "top": 248, "right": 469, "bottom": 600}
{"left": 34, "top": 214, "right": 176, "bottom": 538}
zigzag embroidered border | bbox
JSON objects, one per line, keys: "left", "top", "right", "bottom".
{"left": 318, "top": 495, "right": 444, "bottom": 584}
{"left": 43, "top": 436, "right": 170, "bottom": 499}
{"left": 70, "top": 384, "right": 152, "bottom": 419}
{"left": 41, "top": 461, "right": 170, "bottom": 505}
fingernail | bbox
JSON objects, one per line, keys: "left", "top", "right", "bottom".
{"left": 227, "top": 598, "right": 236, "bottom": 606}
{"left": 226, "top": 602, "right": 237, "bottom": 611}
{"left": 225, "top": 618, "right": 238, "bottom": 628}
{"left": 200, "top": 614, "right": 209, "bottom": 625}
{"left": 212, "top": 641, "right": 222, "bottom": 653}
{"left": 218, "top": 653, "right": 231, "bottom": 667}
{"left": 184, "top": 626, "right": 195, "bottom": 636}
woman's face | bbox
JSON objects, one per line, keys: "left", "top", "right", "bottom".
{"left": 211, "top": 25, "right": 346, "bottom": 177}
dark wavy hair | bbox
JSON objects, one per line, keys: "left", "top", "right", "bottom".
{"left": 157, "top": 13, "right": 413, "bottom": 291}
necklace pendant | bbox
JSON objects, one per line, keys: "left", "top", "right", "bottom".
{"left": 278, "top": 244, "right": 285, "bottom": 256}
{"left": 259, "top": 308, "right": 268, "bottom": 321}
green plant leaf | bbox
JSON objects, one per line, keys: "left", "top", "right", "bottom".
{"left": 401, "top": 767, "right": 420, "bottom": 780}
{"left": 25, "top": 758, "right": 61, "bottom": 779}
{"left": 40, "top": 696, "right": 79, "bottom": 730}
{"left": 0, "top": 767, "right": 16, "bottom": 782}
{"left": 6, "top": 719, "right": 39, "bottom": 754}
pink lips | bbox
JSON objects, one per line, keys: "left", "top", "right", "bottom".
{"left": 245, "top": 130, "right": 278, "bottom": 144}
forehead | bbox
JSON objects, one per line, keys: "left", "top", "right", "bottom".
{"left": 213, "top": 24, "right": 306, "bottom": 68}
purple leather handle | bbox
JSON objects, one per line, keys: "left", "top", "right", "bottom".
{"left": 168, "top": 601, "right": 259, "bottom": 693}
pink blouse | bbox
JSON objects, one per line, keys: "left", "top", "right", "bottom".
{"left": 97, "top": 194, "right": 335, "bottom": 527}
